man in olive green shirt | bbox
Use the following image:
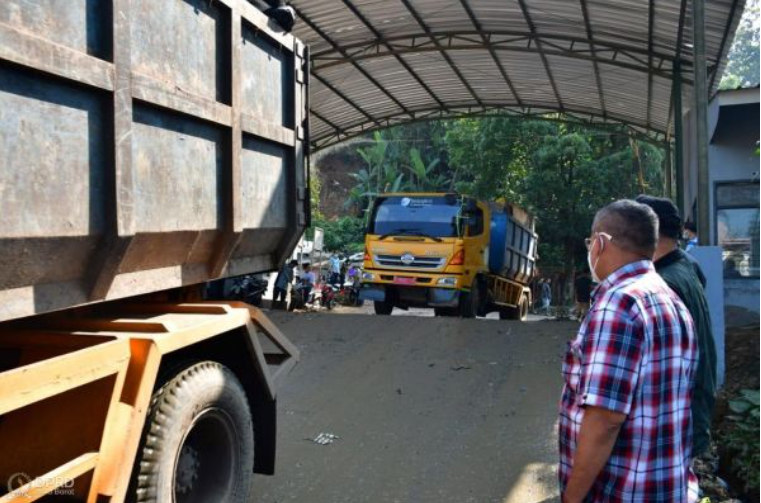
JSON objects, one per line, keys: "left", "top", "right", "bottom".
{"left": 637, "top": 195, "right": 717, "bottom": 457}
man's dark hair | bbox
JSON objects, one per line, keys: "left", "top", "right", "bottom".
{"left": 684, "top": 221, "right": 697, "bottom": 233}
{"left": 593, "top": 199, "right": 659, "bottom": 258}
{"left": 289, "top": 259, "right": 298, "bottom": 267}
{"left": 635, "top": 194, "right": 683, "bottom": 239}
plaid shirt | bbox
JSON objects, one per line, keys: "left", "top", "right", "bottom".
{"left": 558, "top": 260, "right": 697, "bottom": 502}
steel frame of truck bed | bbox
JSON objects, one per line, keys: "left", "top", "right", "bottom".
{"left": 0, "top": 302, "right": 298, "bottom": 503}
{"left": 486, "top": 274, "right": 531, "bottom": 309}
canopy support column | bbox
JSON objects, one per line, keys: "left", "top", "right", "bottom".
{"left": 673, "top": 60, "right": 685, "bottom": 216}
{"left": 665, "top": 141, "right": 673, "bottom": 199}
{"left": 693, "top": 0, "right": 711, "bottom": 245}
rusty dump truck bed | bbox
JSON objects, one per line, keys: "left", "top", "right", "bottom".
{"left": 0, "top": 0, "right": 309, "bottom": 322}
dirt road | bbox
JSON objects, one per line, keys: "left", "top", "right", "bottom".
{"left": 253, "top": 312, "right": 577, "bottom": 503}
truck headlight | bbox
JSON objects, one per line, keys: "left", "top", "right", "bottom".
{"left": 437, "top": 277, "right": 457, "bottom": 286}
{"left": 362, "top": 272, "right": 375, "bottom": 281}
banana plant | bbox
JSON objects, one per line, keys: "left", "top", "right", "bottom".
{"left": 408, "top": 148, "right": 445, "bottom": 191}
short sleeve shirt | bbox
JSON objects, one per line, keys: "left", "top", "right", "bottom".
{"left": 558, "top": 261, "right": 697, "bottom": 502}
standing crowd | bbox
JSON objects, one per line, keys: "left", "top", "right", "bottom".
{"left": 272, "top": 255, "right": 362, "bottom": 311}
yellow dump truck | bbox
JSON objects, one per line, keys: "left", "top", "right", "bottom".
{"left": 0, "top": 1, "right": 307, "bottom": 502}
{"left": 360, "top": 194, "right": 538, "bottom": 319}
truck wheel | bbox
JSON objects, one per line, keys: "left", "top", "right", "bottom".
{"left": 434, "top": 307, "right": 456, "bottom": 317}
{"left": 499, "top": 294, "right": 529, "bottom": 321}
{"left": 519, "top": 294, "right": 529, "bottom": 320}
{"left": 130, "top": 361, "right": 254, "bottom": 503}
{"left": 374, "top": 300, "right": 393, "bottom": 315}
{"left": 459, "top": 281, "right": 482, "bottom": 319}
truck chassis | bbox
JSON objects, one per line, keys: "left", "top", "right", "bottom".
{"left": 0, "top": 302, "right": 298, "bottom": 503}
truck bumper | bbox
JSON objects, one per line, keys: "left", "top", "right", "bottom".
{"left": 428, "top": 287, "right": 459, "bottom": 306}
{"left": 359, "top": 286, "right": 387, "bottom": 302}
{"left": 360, "top": 284, "right": 460, "bottom": 308}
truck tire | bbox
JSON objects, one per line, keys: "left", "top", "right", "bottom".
{"left": 434, "top": 307, "right": 457, "bottom": 317}
{"left": 130, "top": 361, "right": 254, "bottom": 503}
{"left": 499, "top": 294, "right": 529, "bottom": 321}
{"left": 374, "top": 300, "right": 393, "bottom": 315}
{"left": 519, "top": 294, "right": 529, "bottom": 320}
{"left": 459, "top": 281, "right": 482, "bottom": 319}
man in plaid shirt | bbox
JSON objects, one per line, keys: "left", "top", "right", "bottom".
{"left": 559, "top": 200, "right": 698, "bottom": 503}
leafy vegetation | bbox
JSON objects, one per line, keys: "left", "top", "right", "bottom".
{"left": 721, "top": 389, "right": 760, "bottom": 492}
{"left": 313, "top": 119, "right": 669, "bottom": 272}
{"left": 338, "top": 118, "right": 666, "bottom": 280}
{"left": 308, "top": 215, "right": 366, "bottom": 254}
{"left": 720, "top": 0, "right": 760, "bottom": 90}
{"left": 346, "top": 124, "right": 452, "bottom": 212}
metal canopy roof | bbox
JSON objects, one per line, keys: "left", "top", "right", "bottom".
{"left": 289, "top": 0, "right": 745, "bottom": 150}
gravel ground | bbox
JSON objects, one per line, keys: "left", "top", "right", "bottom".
{"left": 252, "top": 309, "right": 577, "bottom": 503}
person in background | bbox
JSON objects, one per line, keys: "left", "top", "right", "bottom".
{"left": 272, "top": 259, "right": 298, "bottom": 309}
{"left": 683, "top": 221, "right": 699, "bottom": 252}
{"left": 559, "top": 199, "right": 696, "bottom": 503}
{"left": 636, "top": 195, "right": 717, "bottom": 462}
{"left": 300, "top": 263, "right": 316, "bottom": 303}
{"left": 573, "top": 271, "right": 592, "bottom": 321}
{"left": 347, "top": 263, "right": 360, "bottom": 285}
{"left": 540, "top": 278, "right": 552, "bottom": 316}
{"left": 340, "top": 258, "right": 348, "bottom": 286}
{"left": 328, "top": 254, "right": 341, "bottom": 285}
{"left": 724, "top": 258, "right": 742, "bottom": 278}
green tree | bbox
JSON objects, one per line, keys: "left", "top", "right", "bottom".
{"left": 310, "top": 215, "right": 366, "bottom": 253}
{"left": 309, "top": 165, "right": 324, "bottom": 222}
{"left": 720, "top": 0, "right": 760, "bottom": 89}
{"left": 407, "top": 147, "right": 445, "bottom": 191}
{"left": 348, "top": 125, "right": 452, "bottom": 211}
{"left": 444, "top": 118, "right": 665, "bottom": 298}
{"left": 347, "top": 131, "right": 401, "bottom": 212}
{"left": 335, "top": 116, "right": 667, "bottom": 302}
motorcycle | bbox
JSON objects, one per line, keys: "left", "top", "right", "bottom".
{"left": 336, "top": 282, "right": 364, "bottom": 307}
{"left": 318, "top": 279, "right": 338, "bottom": 310}
{"left": 229, "top": 274, "right": 268, "bottom": 307}
{"left": 288, "top": 278, "right": 309, "bottom": 311}
{"left": 288, "top": 277, "right": 337, "bottom": 311}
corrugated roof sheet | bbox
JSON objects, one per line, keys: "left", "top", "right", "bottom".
{"left": 290, "top": 0, "right": 746, "bottom": 150}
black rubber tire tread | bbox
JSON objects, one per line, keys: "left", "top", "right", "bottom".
{"left": 434, "top": 307, "right": 457, "bottom": 317}
{"left": 374, "top": 300, "right": 393, "bottom": 315}
{"left": 500, "top": 294, "right": 529, "bottom": 321}
{"left": 459, "top": 280, "right": 482, "bottom": 319}
{"left": 129, "top": 360, "right": 254, "bottom": 503}
{"left": 519, "top": 294, "right": 529, "bottom": 321}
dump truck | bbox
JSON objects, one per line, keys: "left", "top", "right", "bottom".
{"left": 0, "top": 1, "right": 308, "bottom": 501}
{"left": 360, "top": 194, "right": 538, "bottom": 320}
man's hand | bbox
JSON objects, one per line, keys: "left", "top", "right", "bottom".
{"left": 562, "top": 406, "right": 626, "bottom": 503}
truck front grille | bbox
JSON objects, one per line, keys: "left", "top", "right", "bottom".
{"left": 374, "top": 254, "right": 446, "bottom": 270}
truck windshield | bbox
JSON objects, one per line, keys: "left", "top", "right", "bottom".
{"left": 368, "top": 196, "right": 461, "bottom": 238}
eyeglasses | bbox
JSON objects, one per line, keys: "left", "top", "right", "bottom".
{"left": 585, "top": 232, "right": 614, "bottom": 250}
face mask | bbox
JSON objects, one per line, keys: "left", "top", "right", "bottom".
{"left": 587, "top": 235, "right": 603, "bottom": 283}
